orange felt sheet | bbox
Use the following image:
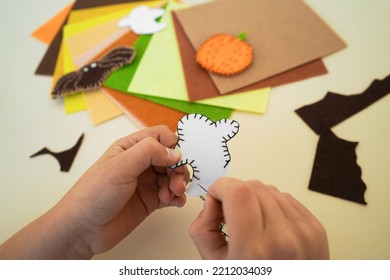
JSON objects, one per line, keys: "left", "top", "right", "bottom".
{"left": 31, "top": 2, "right": 74, "bottom": 45}
{"left": 103, "top": 87, "right": 185, "bottom": 132}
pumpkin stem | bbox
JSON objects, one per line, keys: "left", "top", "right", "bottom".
{"left": 237, "top": 32, "right": 248, "bottom": 41}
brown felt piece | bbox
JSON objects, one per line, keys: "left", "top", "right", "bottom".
{"left": 51, "top": 47, "right": 136, "bottom": 99}
{"left": 72, "top": 0, "right": 138, "bottom": 10}
{"left": 174, "top": 0, "right": 346, "bottom": 94}
{"left": 35, "top": 6, "right": 73, "bottom": 76}
{"left": 308, "top": 125, "right": 367, "bottom": 205}
{"left": 172, "top": 13, "right": 328, "bottom": 102}
{"left": 30, "top": 134, "right": 84, "bottom": 172}
{"left": 35, "top": 0, "right": 139, "bottom": 76}
{"left": 295, "top": 75, "right": 390, "bottom": 134}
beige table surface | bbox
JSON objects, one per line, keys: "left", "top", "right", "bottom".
{"left": 0, "top": 0, "right": 389, "bottom": 259}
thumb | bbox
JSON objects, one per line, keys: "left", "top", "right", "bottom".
{"left": 190, "top": 195, "right": 227, "bottom": 259}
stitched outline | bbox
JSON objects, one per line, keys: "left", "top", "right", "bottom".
{"left": 176, "top": 127, "right": 185, "bottom": 147}
{"left": 171, "top": 158, "right": 201, "bottom": 180}
{"left": 171, "top": 113, "right": 240, "bottom": 195}
{"left": 220, "top": 120, "right": 239, "bottom": 168}
{"left": 171, "top": 113, "right": 240, "bottom": 169}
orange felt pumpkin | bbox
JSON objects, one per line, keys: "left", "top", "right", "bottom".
{"left": 196, "top": 33, "right": 254, "bottom": 76}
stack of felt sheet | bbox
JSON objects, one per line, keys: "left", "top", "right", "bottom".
{"left": 32, "top": 0, "right": 346, "bottom": 131}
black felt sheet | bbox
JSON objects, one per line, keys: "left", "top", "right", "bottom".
{"left": 308, "top": 125, "right": 367, "bottom": 205}
{"left": 295, "top": 75, "right": 390, "bottom": 134}
{"left": 294, "top": 75, "right": 390, "bottom": 205}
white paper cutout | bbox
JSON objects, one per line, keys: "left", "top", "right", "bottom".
{"left": 118, "top": 5, "right": 166, "bottom": 35}
{"left": 170, "top": 114, "right": 240, "bottom": 196}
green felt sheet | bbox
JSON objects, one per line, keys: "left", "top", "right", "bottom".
{"left": 104, "top": 34, "right": 234, "bottom": 121}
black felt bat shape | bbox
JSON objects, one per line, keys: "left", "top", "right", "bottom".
{"left": 30, "top": 133, "right": 84, "bottom": 172}
{"left": 51, "top": 47, "right": 136, "bottom": 99}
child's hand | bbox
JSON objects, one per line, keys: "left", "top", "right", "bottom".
{"left": 0, "top": 126, "right": 189, "bottom": 259}
{"left": 190, "top": 178, "right": 329, "bottom": 259}
{"left": 59, "top": 125, "right": 189, "bottom": 257}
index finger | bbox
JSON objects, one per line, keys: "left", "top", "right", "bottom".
{"left": 113, "top": 125, "right": 178, "bottom": 151}
{"left": 96, "top": 126, "right": 178, "bottom": 165}
{"left": 207, "top": 178, "right": 264, "bottom": 245}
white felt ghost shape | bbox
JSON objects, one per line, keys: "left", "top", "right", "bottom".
{"left": 118, "top": 5, "right": 166, "bottom": 35}
{"left": 170, "top": 114, "right": 240, "bottom": 197}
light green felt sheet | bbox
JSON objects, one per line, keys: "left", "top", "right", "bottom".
{"left": 104, "top": 35, "right": 234, "bottom": 121}
{"left": 127, "top": 1, "right": 270, "bottom": 114}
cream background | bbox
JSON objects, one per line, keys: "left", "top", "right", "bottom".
{"left": 0, "top": 0, "right": 389, "bottom": 259}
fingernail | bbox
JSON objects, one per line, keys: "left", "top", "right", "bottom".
{"left": 166, "top": 147, "right": 180, "bottom": 159}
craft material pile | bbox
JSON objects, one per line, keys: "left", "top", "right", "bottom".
{"left": 32, "top": 0, "right": 345, "bottom": 130}
{"left": 32, "top": 0, "right": 389, "bottom": 203}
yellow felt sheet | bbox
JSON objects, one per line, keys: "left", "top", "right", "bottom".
{"left": 128, "top": 2, "right": 270, "bottom": 114}
{"left": 83, "top": 89, "right": 123, "bottom": 125}
{"left": 71, "top": 28, "right": 129, "bottom": 68}
{"left": 66, "top": 19, "right": 121, "bottom": 61}
{"left": 61, "top": 1, "right": 164, "bottom": 117}
{"left": 51, "top": 42, "right": 87, "bottom": 113}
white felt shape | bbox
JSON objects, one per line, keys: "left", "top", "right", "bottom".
{"left": 171, "top": 114, "right": 240, "bottom": 197}
{"left": 118, "top": 5, "right": 166, "bottom": 35}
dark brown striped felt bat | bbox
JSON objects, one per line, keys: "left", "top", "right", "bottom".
{"left": 51, "top": 46, "right": 136, "bottom": 99}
